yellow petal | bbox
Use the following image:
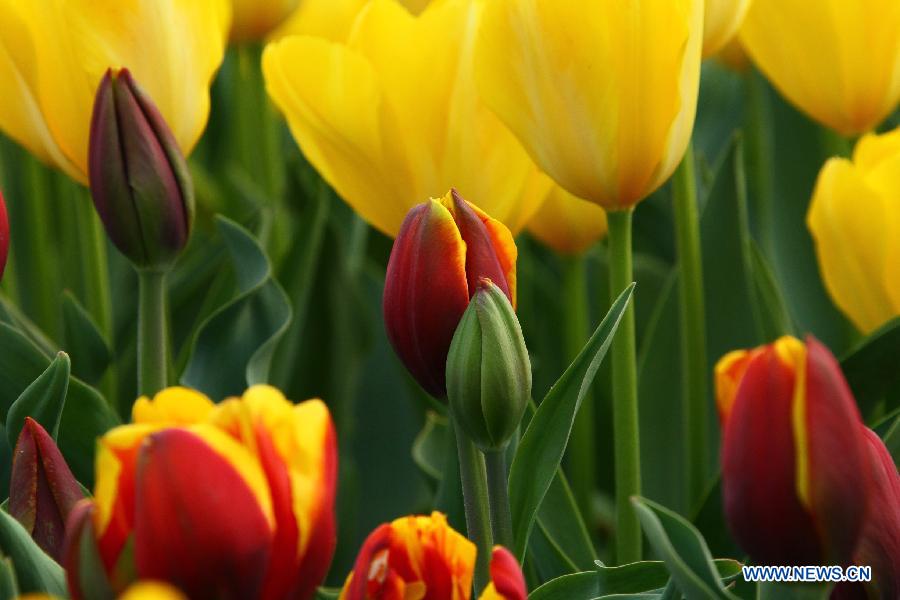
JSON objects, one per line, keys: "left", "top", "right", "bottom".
{"left": 527, "top": 182, "right": 608, "bottom": 255}
{"left": 263, "top": 0, "right": 543, "bottom": 236}
{"left": 740, "top": 0, "right": 900, "bottom": 136}
{"left": 269, "top": 0, "right": 432, "bottom": 43}
{"left": 132, "top": 387, "right": 215, "bottom": 425}
{"left": 475, "top": 0, "right": 703, "bottom": 210}
{"left": 230, "top": 0, "right": 299, "bottom": 41}
{"left": 0, "top": 0, "right": 231, "bottom": 182}
{"left": 119, "top": 581, "right": 188, "bottom": 600}
{"left": 807, "top": 128, "right": 900, "bottom": 333}
{"left": 702, "top": 0, "right": 751, "bottom": 58}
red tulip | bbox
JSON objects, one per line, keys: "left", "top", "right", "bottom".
{"left": 383, "top": 189, "right": 516, "bottom": 398}
{"left": 715, "top": 335, "right": 871, "bottom": 566}
{"left": 9, "top": 417, "right": 83, "bottom": 560}
{"left": 0, "top": 190, "right": 8, "bottom": 282}
{"left": 479, "top": 546, "right": 527, "bottom": 600}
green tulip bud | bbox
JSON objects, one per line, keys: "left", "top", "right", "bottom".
{"left": 447, "top": 278, "right": 531, "bottom": 452}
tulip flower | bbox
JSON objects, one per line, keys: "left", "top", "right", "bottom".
{"left": 119, "top": 582, "right": 188, "bottom": 600}
{"left": 0, "top": 190, "right": 8, "bottom": 282}
{"left": 231, "top": 0, "right": 300, "bottom": 42}
{"left": 9, "top": 418, "right": 83, "bottom": 560}
{"left": 740, "top": 0, "right": 900, "bottom": 136}
{"left": 339, "top": 513, "right": 526, "bottom": 600}
{"left": 702, "top": 0, "right": 751, "bottom": 58}
{"left": 715, "top": 336, "right": 871, "bottom": 566}
{"left": 270, "top": 0, "right": 432, "bottom": 43}
{"left": 807, "top": 128, "right": 900, "bottom": 334}
{"left": 527, "top": 185, "right": 608, "bottom": 255}
{"left": 262, "top": 0, "right": 543, "bottom": 237}
{"left": 475, "top": 0, "right": 703, "bottom": 211}
{"left": 89, "top": 69, "right": 194, "bottom": 271}
{"left": 0, "top": 0, "right": 230, "bottom": 183}
{"left": 64, "top": 386, "right": 337, "bottom": 600}
{"left": 383, "top": 190, "right": 516, "bottom": 399}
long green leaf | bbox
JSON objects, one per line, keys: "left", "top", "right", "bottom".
{"left": 0, "top": 510, "right": 66, "bottom": 596}
{"left": 6, "top": 352, "right": 69, "bottom": 448}
{"left": 61, "top": 291, "right": 111, "bottom": 385}
{"left": 840, "top": 317, "right": 900, "bottom": 420}
{"left": 632, "top": 497, "right": 738, "bottom": 600}
{"left": 509, "top": 283, "right": 634, "bottom": 560}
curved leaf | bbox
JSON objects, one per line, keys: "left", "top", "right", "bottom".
{"left": 181, "top": 216, "right": 292, "bottom": 399}
{"left": 61, "top": 291, "right": 111, "bottom": 385}
{"left": 509, "top": 283, "right": 634, "bottom": 560}
{"left": 6, "top": 352, "right": 69, "bottom": 448}
{"left": 0, "top": 510, "right": 66, "bottom": 596}
{"left": 840, "top": 317, "right": 900, "bottom": 420}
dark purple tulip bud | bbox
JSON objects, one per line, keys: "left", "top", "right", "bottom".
{"left": 10, "top": 417, "right": 84, "bottom": 560}
{"left": 88, "top": 68, "right": 194, "bottom": 269}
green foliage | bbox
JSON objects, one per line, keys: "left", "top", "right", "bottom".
{"left": 0, "top": 509, "right": 67, "bottom": 596}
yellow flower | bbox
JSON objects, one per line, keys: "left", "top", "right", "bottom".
{"left": 528, "top": 182, "right": 608, "bottom": 255}
{"left": 807, "top": 128, "right": 900, "bottom": 334}
{"left": 0, "top": 0, "right": 231, "bottom": 184}
{"left": 262, "top": 0, "right": 543, "bottom": 237}
{"left": 270, "top": 0, "right": 432, "bottom": 43}
{"left": 715, "top": 37, "right": 751, "bottom": 74}
{"left": 740, "top": 0, "right": 900, "bottom": 136}
{"left": 475, "top": 0, "right": 703, "bottom": 211}
{"left": 231, "top": 0, "right": 300, "bottom": 41}
{"left": 702, "top": 0, "right": 751, "bottom": 58}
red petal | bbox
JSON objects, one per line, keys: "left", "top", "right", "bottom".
{"left": 62, "top": 500, "right": 114, "bottom": 600}
{"left": 721, "top": 348, "right": 821, "bottom": 565}
{"left": 383, "top": 201, "right": 470, "bottom": 397}
{"left": 343, "top": 524, "right": 393, "bottom": 600}
{"left": 0, "top": 190, "right": 8, "bottom": 282}
{"left": 133, "top": 429, "right": 272, "bottom": 600}
{"left": 489, "top": 546, "right": 527, "bottom": 600}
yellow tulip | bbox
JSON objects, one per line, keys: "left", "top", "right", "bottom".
{"left": 715, "top": 37, "right": 751, "bottom": 73}
{"left": 807, "top": 127, "right": 900, "bottom": 333}
{"left": 0, "top": 0, "right": 231, "bottom": 184}
{"left": 231, "top": 0, "right": 299, "bottom": 41}
{"left": 475, "top": 0, "right": 703, "bottom": 212}
{"left": 262, "top": 0, "right": 543, "bottom": 237}
{"left": 740, "top": 0, "right": 900, "bottom": 136}
{"left": 702, "top": 0, "right": 751, "bottom": 58}
{"left": 528, "top": 183, "right": 608, "bottom": 255}
{"left": 270, "top": 0, "right": 433, "bottom": 43}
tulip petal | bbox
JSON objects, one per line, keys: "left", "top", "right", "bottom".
{"left": 119, "top": 581, "right": 188, "bottom": 600}
{"left": 134, "top": 428, "right": 272, "bottom": 599}
{"left": 701, "top": 0, "right": 751, "bottom": 58}
{"left": 527, "top": 183, "right": 608, "bottom": 255}
{"left": 485, "top": 546, "right": 527, "bottom": 600}
{"left": 131, "top": 387, "right": 215, "bottom": 425}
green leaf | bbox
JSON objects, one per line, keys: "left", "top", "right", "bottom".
{"left": 631, "top": 497, "right": 739, "bottom": 600}
{"left": 840, "top": 317, "right": 900, "bottom": 420}
{"left": 316, "top": 587, "right": 341, "bottom": 600}
{"left": 181, "top": 216, "right": 292, "bottom": 399}
{"left": 0, "top": 509, "right": 67, "bottom": 596}
{"left": 0, "top": 324, "right": 119, "bottom": 485}
{"left": 748, "top": 241, "right": 795, "bottom": 342}
{"left": 61, "top": 291, "right": 111, "bottom": 385}
{"left": 6, "top": 351, "right": 69, "bottom": 448}
{"left": 874, "top": 412, "right": 900, "bottom": 463}
{"left": 0, "top": 557, "right": 19, "bottom": 600}
{"left": 535, "top": 466, "right": 597, "bottom": 571}
{"left": 757, "top": 581, "right": 832, "bottom": 600}
{"left": 412, "top": 411, "right": 449, "bottom": 481}
{"left": 509, "top": 283, "right": 634, "bottom": 560}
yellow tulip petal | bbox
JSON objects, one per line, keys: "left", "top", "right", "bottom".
{"left": 132, "top": 387, "right": 215, "bottom": 425}
{"left": 269, "top": 0, "right": 369, "bottom": 42}
{"left": 702, "top": 0, "right": 751, "bottom": 58}
{"left": 119, "top": 581, "right": 188, "bottom": 600}
{"left": 476, "top": 0, "right": 703, "bottom": 210}
{"left": 527, "top": 183, "right": 608, "bottom": 255}
{"left": 0, "top": 0, "right": 230, "bottom": 182}
{"left": 231, "top": 0, "right": 299, "bottom": 42}
{"left": 741, "top": 0, "right": 900, "bottom": 135}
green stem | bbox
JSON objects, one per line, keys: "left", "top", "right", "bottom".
{"left": 606, "top": 209, "right": 641, "bottom": 564}
{"left": 452, "top": 415, "right": 493, "bottom": 594}
{"left": 562, "top": 255, "right": 594, "bottom": 521}
{"left": 484, "top": 449, "right": 514, "bottom": 550}
{"left": 672, "top": 144, "right": 709, "bottom": 511}
{"left": 137, "top": 269, "right": 167, "bottom": 396}
{"left": 744, "top": 70, "right": 776, "bottom": 262}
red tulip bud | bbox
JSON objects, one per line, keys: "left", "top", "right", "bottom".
{"left": 383, "top": 189, "right": 517, "bottom": 398}
{"left": 88, "top": 68, "right": 193, "bottom": 270}
{"left": 0, "top": 190, "right": 8, "bottom": 282}
{"left": 9, "top": 417, "right": 83, "bottom": 560}
{"left": 715, "top": 336, "right": 871, "bottom": 566}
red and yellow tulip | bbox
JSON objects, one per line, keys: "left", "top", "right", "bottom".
{"left": 339, "top": 512, "right": 525, "bottom": 600}
{"left": 64, "top": 385, "right": 337, "bottom": 600}
{"left": 715, "top": 336, "right": 871, "bottom": 566}
{"left": 383, "top": 190, "right": 516, "bottom": 399}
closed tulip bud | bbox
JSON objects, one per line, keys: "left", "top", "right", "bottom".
{"left": 446, "top": 279, "right": 531, "bottom": 452}
{"left": 68, "top": 386, "right": 337, "bottom": 599}
{"left": 740, "top": 0, "right": 900, "bottom": 136}
{"left": 0, "top": 190, "right": 8, "bottom": 282}
{"left": 476, "top": 0, "right": 703, "bottom": 210}
{"left": 478, "top": 546, "right": 527, "bottom": 600}
{"left": 9, "top": 417, "right": 83, "bottom": 561}
{"left": 384, "top": 190, "right": 517, "bottom": 399}
{"left": 702, "top": 0, "right": 751, "bottom": 58}
{"left": 807, "top": 128, "right": 900, "bottom": 334}
{"left": 340, "top": 512, "right": 476, "bottom": 600}
{"left": 715, "top": 336, "right": 871, "bottom": 566}
{"left": 88, "top": 68, "right": 194, "bottom": 270}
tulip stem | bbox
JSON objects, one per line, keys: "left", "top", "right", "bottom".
{"left": 137, "top": 269, "right": 167, "bottom": 396}
{"left": 563, "top": 255, "right": 595, "bottom": 522}
{"left": 606, "top": 209, "right": 641, "bottom": 564}
{"left": 672, "top": 143, "right": 709, "bottom": 512}
{"left": 484, "top": 449, "right": 514, "bottom": 550}
{"left": 452, "top": 414, "right": 493, "bottom": 594}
